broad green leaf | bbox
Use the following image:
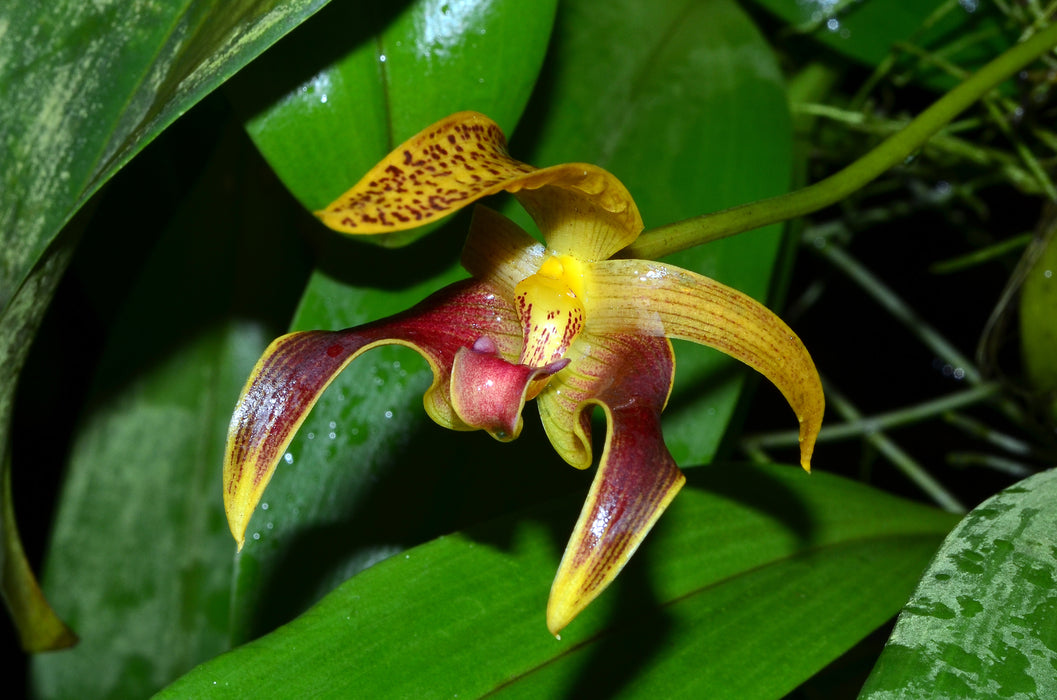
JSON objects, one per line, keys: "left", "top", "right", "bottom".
{"left": 748, "top": 0, "right": 1012, "bottom": 86}
{"left": 29, "top": 122, "right": 312, "bottom": 699}
{"left": 0, "top": 0, "right": 332, "bottom": 312}
{"left": 0, "top": 0, "right": 332, "bottom": 652}
{"left": 231, "top": 0, "right": 558, "bottom": 215}
{"left": 861, "top": 468, "right": 1057, "bottom": 699}
{"left": 1019, "top": 224, "right": 1057, "bottom": 424}
{"left": 160, "top": 464, "right": 958, "bottom": 698}
{"left": 224, "top": 0, "right": 796, "bottom": 648}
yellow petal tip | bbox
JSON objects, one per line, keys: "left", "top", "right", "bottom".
{"left": 546, "top": 583, "right": 585, "bottom": 638}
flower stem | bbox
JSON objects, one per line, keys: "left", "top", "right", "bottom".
{"left": 624, "top": 21, "right": 1057, "bottom": 261}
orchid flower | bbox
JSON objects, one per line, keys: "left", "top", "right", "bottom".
{"left": 224, "top": 111, "right": 824, "bottom": 636}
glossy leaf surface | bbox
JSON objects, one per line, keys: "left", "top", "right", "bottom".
{"left": 232, "top": 0, "right": 557, "bottom": 214}
{"left": 861, "top": 468, "right": 1057, "bottom": 699}
{"left": 161, "top": 464, "right": 958, "bottom": 698}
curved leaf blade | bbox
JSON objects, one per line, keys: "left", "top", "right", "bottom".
{"left": 160, "top": 464, "right": 958, "bottom": 698}
{"left": 1019, "top": 223, "right": 1057, "bottom": 424}
{"left": 1, "top": 0, "right": 334, "bottom": 650}
{"left": 0, "top": 0, "right": 331, "bottom": 311}
{"left": 861, "top": 468, "right": 1057, "bottom": 699}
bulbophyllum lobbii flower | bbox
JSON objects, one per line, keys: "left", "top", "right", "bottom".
{"left": 224, "top": 111, "right": 824, "bottom": 636}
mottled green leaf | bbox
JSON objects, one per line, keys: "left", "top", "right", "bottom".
{"left": 0, "top": 0, "right": 333, "bottom": 652}
{"left": 160, "top": 464, "right": 957, "bottom": 698}
{"left": 29, "top": 123, "right": 311, "bottom": 699}
{"left": 0, "top": 0, "right": 332, "bottom": 311}
{"left": 861, "top": 468, "right": 1057, "bottom": 699}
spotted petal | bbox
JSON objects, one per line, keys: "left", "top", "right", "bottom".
{"left": 315, "top": 111, "right": 643, "bottom": 261}
{"left": 584, "top": 259, "right": 824, "bottom": 470}
{"left": 223, "top": 280, "right": 521, "bottom": 550}
{"left": 539, "top": 333, "right": 684, "bottom": 635}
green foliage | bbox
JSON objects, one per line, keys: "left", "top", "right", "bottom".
{"left": 861, "top": 468, "right": 1057, "bottom": 698}
{"left": 0, "top": 0, "right": 331, "bottom": 309}
{"left": 2, "top": 0, "right": 1055, "bottom": 697}
{"left": 161, "top": 464, "right": 958, "bottom": 699}
{"left": 749, "top": 0, "right": 1011, "bottom": 87}
{"left": 1019, "top": 221, "right": 1057, "bottom": 423}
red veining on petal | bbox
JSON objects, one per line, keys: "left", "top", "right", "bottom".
{"left": 223, "top": 279, "right": 523, "bottom": 548}
{"left": 544, "top": 334, "right": 684, "bottom": 635}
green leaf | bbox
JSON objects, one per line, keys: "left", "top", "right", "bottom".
{"left": 0, "top": 241, "right": 80, "bottom": 652}
{"left": 231, "top": 0, "right": 558, "bottom": 215}
{"left": 224, "top": 0, "right": 796, "bottom": 648}
{"left": 29, "top": 122, "right": 312, "bottom": 699}
{"left": 1019, "top": 224, "right": 1057, "bottom": 424}
{"left": 0, "top": 0, "right": 333, "bottom": 651}
{"left": 160, "top": 464, "right": 958, "bottom": 698}
{"left": 0, "top": 0, "right": 332, "bottom": 311}
{"left": 861, "top": 468, "right": 1057, "bottom": 699}
{"left": 748, "top": 0, "right": 1012, "bottom": 86}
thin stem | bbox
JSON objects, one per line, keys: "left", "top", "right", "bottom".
{"left": 947, "top": 452, "right": 1036, "bottom": 477}
{"left": 929, "top": 232, "right": 1032, "bottom": 273}
{"left": 826, "top": 383, "right": 967, "bottom": 513}
{"left": 943, "top": 412, "right": 1040, "bottom": 456}
{"left": 812, "top": 241, "right": 982, "bottom": 384}
{"left": 623, "top": 21, "right": 1057, "bottom": 261}
{"left": 742, "top": 383, "right": 1001, "bottom": 449}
